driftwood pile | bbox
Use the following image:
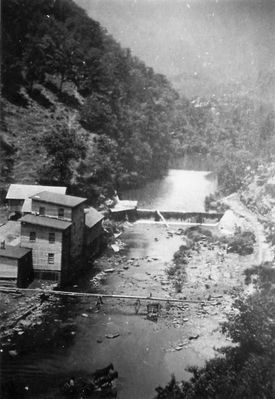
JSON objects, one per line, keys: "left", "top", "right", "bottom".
{"left": 62, "top": 363, "right": 118, "bottom": 397}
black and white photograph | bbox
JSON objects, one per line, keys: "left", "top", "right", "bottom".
{"left": 0, "top": 0, "right": 275, "bottom": 398}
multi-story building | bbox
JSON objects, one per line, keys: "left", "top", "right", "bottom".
{"left": 1, "top": 185, "right": 105, "bottom": 287}
{"left": 20, "top": 214, "right": 71, "bottom": 284}
{"left": 20, "top": 191, "right": 87, "bottom": 285}
{"left": 30, "top": 191, "right": 87, "bottom": 263}
{"left": 6, "top": 184, "right": 66, "bottom": 217}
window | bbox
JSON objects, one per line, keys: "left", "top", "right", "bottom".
{"left": 58, "top": 208, "right": 64, "bottom": 218}
{"left": 48, "top": 253, "right": 54, "bottom": 264}
{"left": 39, "top": 207, "right": 45, "bottom": 216}
{"left": 29, "top": 232, "right": 36, "bottom": 242}
{"left": 49, "top": 232, "right": 55, "bottom": 243}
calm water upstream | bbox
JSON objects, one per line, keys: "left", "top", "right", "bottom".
{"left": 1, "top": 168, "right": 217, "bottom": 399}
{"left": 122, "top": 169, "right": 217, "bottom": 211}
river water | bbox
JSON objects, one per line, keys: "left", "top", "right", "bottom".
{"left": 123, "top": 169, "right": 217, "bottom": 211}
{"left": 1, "top": 168, "right": 218, "bottom": 399}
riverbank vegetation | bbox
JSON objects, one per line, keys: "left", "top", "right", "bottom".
{"left": 155, "top": 267, "right": 275, "bottom": 399}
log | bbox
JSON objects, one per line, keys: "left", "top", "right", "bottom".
{"left": 0, "top": 287, "right": 215, "bottom": 304}
{"left": 10, "top": 304, "right": 40, "bottom": 328}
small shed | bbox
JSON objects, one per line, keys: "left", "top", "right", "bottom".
{"left": 110, "top": 200, "right": 138, "bottom": 221}
{"left": 0, "top": 244, "right": 33, "bottom": 288}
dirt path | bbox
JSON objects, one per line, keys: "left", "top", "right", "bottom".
{"left": 223, "top": 193, "right": 273, "bottom": 264}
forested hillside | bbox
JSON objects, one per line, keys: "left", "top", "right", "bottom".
{"left": 1, "top": 0, "right": 177, "bottom": 203}
{"left": 1, "top": 0, "right": 274, "bottom": 204}
{"left": 172, "top": 87, "right": 275, "bottom": 194}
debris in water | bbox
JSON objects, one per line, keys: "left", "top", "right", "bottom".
{"left": 105, "top": 333, "right": 120, "bottom": 339}
{"left": 81, "top": 313, "right": 89, "bottom": 318}
{"left": 111, "top": 244, "right": 120, "bottom": 252}
{"left": 189, "top": 334, "right": 199, "bottom": 340}
{"left": 8, "top": 349, "right": 18, "bottom": 357}
{"left": 105, "top": 268, "right": 115, "bottom": 273}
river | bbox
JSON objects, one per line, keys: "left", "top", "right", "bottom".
{"left": 123, "top": 169, "right": 217, "bottom": 212}
{"left": 1, "top": 168, "right": 218, "bottom": 399}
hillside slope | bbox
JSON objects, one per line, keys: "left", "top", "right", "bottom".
{"left": 0, "top": 81, "right": 88, "bottom": 193}
{"left": 1, "top": 0, "right": 178, "bottom": 203}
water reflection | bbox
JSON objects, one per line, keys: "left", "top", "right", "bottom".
{"left": 122, "top": 169, "right": 217, "bottom": 211}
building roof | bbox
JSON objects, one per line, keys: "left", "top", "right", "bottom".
{"left": 6, "top": 184, "right": 67, "bottom": 200}
{"left": 85, "top": 207, "right": 104, "bottom": 229}
{"left": 0, "top": 245, "right": 31, "bottom": 259}
{"left": 20, "top": 214, "right": 71, "bottom": 230}
{"left": 21, "top": 198, "right": 32, "bottom": 213}
{"left": 0, "top": 221, "right": 21, "bottom": 246}
{"left": 31, "top": 191, "right": 86, "bottom": 208}
{"left": 111, "top": 200, "right": 138, "bottom": 213}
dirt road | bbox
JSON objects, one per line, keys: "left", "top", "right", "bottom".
{"left": 223, "top": 193, "right": 273, "bottom": 264}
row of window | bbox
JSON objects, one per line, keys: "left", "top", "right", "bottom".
{"left": 29, "top": 232, "right": 55, "bottom": 243}
{"left": 39, "top": 207, "right": 65, "bottom": 218}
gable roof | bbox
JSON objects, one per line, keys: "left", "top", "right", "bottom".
{"left": 85, "top": 207, "right": 104, "bottom": 229}
{"left": 31, "top": 191, "right": 86, "bottom": 208}
{"left": 20, "top": 214, "right": 71, "bottom": 230}
{"left": 6, "top": 184, "right": 67, "bottom": 200}
{"left": 0, "top": 245, "right": 31, "bottom": 259}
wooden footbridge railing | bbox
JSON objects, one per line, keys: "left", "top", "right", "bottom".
{"left": 0, "top": 287, "right": 220, "bottom": 304}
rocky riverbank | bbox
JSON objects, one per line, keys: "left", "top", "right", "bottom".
{"left": 1, "top": 166, "right": 275, "bottom": 398}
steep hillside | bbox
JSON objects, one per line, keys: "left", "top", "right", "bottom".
{"left": 0, "top": 79, "right": 90, "bottom": 202}
{"left": 1, "top": 0, "right": 178, "bottom": 204}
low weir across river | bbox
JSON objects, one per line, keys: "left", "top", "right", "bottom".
{"left": 110, "top": 207, "right": 223, "bottom": 227}
{"left": 136, "top": 209, "right": 223, "bottom": 228}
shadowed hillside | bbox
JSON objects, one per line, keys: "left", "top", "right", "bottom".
{"left": 1, "top": 0, "right": 178, "bottom": 204}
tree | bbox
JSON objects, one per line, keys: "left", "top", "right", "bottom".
{"left": 38, "top": 124, "right": 86, "bottom": 186}
{"left": 155, "top": 288, "right": 275, "bottom": 399}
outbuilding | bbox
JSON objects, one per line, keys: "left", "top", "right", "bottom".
{"left": 0, "top": 244, "right": 33, "bottom": 287}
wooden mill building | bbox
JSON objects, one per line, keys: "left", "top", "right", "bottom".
{"left": 85, "top": 207, "right": 105, "bottom": 256}
{"left": 6, "top": 184, "right": 67, "bottom": 217}
{"left": 1, "top": 184, "right": 105, "bottom": 287}
{"left": 20, "top": 214, "right": 71, "bottom": 284}
{"left": 20, "top": 191, "right": 87, "bottom": 285}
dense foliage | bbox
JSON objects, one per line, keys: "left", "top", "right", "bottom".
{"left": 172, "top": 94, "right": 275, "bottom": 194}
{"left": 155, "top": 275, "right": 275, "bottom": 399}
{"left": 2, "top": 0, "right": 275, "bottom": 202}
{"left": 2, "top": 0, "right": 177, "bottom": 201}
{"left": 38, "top": 124, "right": 86, "bottom": 187}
